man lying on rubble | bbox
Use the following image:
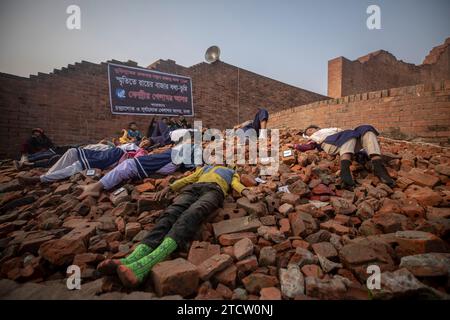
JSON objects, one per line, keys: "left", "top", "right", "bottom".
{"left": 76, "top": 142, "right": 199, "bottom": 199}
{"left": 18, "top": 139, "right": 150, "bottom": 185}
{"left": 234, "top": 108, "right": 269, "bottom": 136}
{"left": 96, "top": 161, "right": 257, "bottom": 288}
{"left": 15, "top": 128, "right": 60, "bottom": 170}
{"left": 286, "top": 124, "right": 395, "bottom": 189}
{"left": 16, "top": 136, "right": 122, "bottom": 172}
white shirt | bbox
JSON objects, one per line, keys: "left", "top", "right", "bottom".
{"left": 117, "top": 143, "right": 139, "bottom": 152}
{"left": 309, "top": 128, "right": 342, "bottom": 144}
{"left": 83, "top": 143, "right": 113, "bottom": 151}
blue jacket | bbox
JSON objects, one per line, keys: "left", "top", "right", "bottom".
{"left": 323, "top": 125, "right": 379, "bottom": 147}
{"left": 150, "top": 120, "right": 172, "bottom": 146}
{"left": 133, "top": 149, "right": 173, "bottom": 179}
{"left": 243, "top": 108, "right": 269, "bottom": 135}
{"left": 77, "top": 147, "right": 125, "bottom": 170}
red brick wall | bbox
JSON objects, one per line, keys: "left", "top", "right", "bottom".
{"left": 149, "top": 59, "right": 327, "bottom": 129}
{"left": 270, "top": 80, "right": 450, "bottom": 146}
{"left": 0, "top": 61, "right": 153, "bottom": 159}
{"left": 328, "top": 38, "right": 450, "bottom": 98}
{"left": 327, "top": 57, "right": 345, "bottom": 99}
{"left": 0, "top": 59, "right": 326, "bottom": 158}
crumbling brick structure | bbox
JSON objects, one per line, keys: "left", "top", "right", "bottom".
{"left": 269, "top": 80, "right": 450, "bottom": 146}
{"left": 328, "top": 38, "right": 450, "bottom": 98}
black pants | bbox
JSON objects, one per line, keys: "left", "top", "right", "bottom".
{"left": 32, "top": 154, "right": 61, "bottom": 168}
{"left": 142, "top": 182, "right": 224, "bottom": 250}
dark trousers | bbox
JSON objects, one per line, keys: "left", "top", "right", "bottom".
{"left": 32, "top": 154, "right": 61, "bottom": 168}
{"left": 142, "top": 182, "right": 224, "bottom": 250}
{"left": 27, "top": 149, "right": 56, "bottom": 162}
{"left": 32, "top": 145, "right": 83, "bottom": 168}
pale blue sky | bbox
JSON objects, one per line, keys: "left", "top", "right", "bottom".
{"left": 0, "top": 0, "right": 449, "bottom": 95}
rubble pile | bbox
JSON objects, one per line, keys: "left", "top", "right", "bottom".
{"left": 0, "top": 130, "right": 449, "bottom": 300}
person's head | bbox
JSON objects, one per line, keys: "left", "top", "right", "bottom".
{"left": 304, "top": 125, "right": 320, "bottom": 137}
{"left": 31, "top": 128, "right": 44, "bottom": 137}
{"left": 128, "top": 122, "right": 138, "bottom": 131}
{"left": 161, "top": 117, "right": 168, "bottom": 124}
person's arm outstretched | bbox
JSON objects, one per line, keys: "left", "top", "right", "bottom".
{"left": 232, "top": 173, "right": 258, "bottom": 202}
{"left": 152, "top": 167, "right": 203, "bottom": 201}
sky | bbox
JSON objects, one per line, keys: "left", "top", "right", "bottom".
{"left": 0, "top": 0, "right": 449, "bottom": 96}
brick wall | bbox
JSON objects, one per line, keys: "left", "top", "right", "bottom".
{"left": 148, "top": 59, "right": 327, "bottom": 129}
{"left": 0, "top": 59, "right": 326, "bottom": 158}
{"left": 328, "top": 38, "right": 450, "bottom": 98}
{"left": 269, "top": 80, "right": 450, "bottom": 146}
{"left": 0, "top": 60, "right": 151, "bottom": 159}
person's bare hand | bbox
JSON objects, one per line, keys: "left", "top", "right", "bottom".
{"left": 286, "top": 143, "right": 294, "bottom": 148}
{"left": 153, "top": 186, "right": 170, "bottom": 202}
{"left": 139, "top": 139, "right": 150, "bottom": 148}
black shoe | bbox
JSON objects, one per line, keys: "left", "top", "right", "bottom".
{"left": 372, "top": 158, "right": 395, "bottom": 187}
{"left": 355, "top": 150, "right": 370, "bottom": 165}
{"left": 340, "top": 159, "right": 355, "bottom": 189}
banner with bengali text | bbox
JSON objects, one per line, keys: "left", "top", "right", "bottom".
{"left": 108, "top": 63, "right": 194, "bottom": 116}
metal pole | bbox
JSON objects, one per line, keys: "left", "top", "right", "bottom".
{"left": 237, "top": 67, "right": 240, "bottom": 124}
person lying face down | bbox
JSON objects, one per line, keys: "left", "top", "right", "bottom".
{"left": 76, "top": 143, "right": 200, "bottom": 200}
{"left": 18, "top": 140, "right": 149, "bottom": 185}
{"left": 96, "top": 162, "right": 257, "bottom": 288}
{"left": 286, "top": 124, "right": 395, "bottom": 189}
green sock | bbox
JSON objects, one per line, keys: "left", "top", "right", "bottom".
{"left": 120, "top": 243, "right": 153, "bottom": 265}
{"left": 126, "top": 237, "right": 178, "bottom": 283}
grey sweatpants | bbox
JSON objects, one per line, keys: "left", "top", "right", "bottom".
{"left": 40, "top": 148, "right": 83, "bottom": 183}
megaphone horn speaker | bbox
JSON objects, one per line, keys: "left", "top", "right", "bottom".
{"left": 205, "top": 46, "right": 221, "bottom": 63}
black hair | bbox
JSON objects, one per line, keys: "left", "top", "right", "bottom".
{"left": 305, "top": 124, "right": 320, "bottom": 132}
{"left": 128, "top": 122, "right": 137, "bottom": 128}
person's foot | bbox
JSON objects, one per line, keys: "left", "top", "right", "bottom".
{"left": 13, "top": 160, "right": 22, "bottom": 170}
{"left": 116, "top": 265, "right": 141, "bottom": 288}
{"left": 97, "top": 259, "right": 122, "bottom": 275}
{"left": 372, "top": 159, "right": 395, "bottom": 187}
{"left": 77, "top": 184, "right": 101, "bottom": 200}
{"left": 340, "top": 159, "right": 355, "bottom": 190}
{"left": 116, "top": 238, "right": 177, "bottom": 288}
{"left": 18, "top": 175, "right": 41, "bottom": 185}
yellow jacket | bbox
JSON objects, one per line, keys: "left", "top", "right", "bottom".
{"left": 119, "top": 129, "right": 132, "bottom": 144}
{"left": 170, "top": 165, "right": 246, "bottom": 196}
